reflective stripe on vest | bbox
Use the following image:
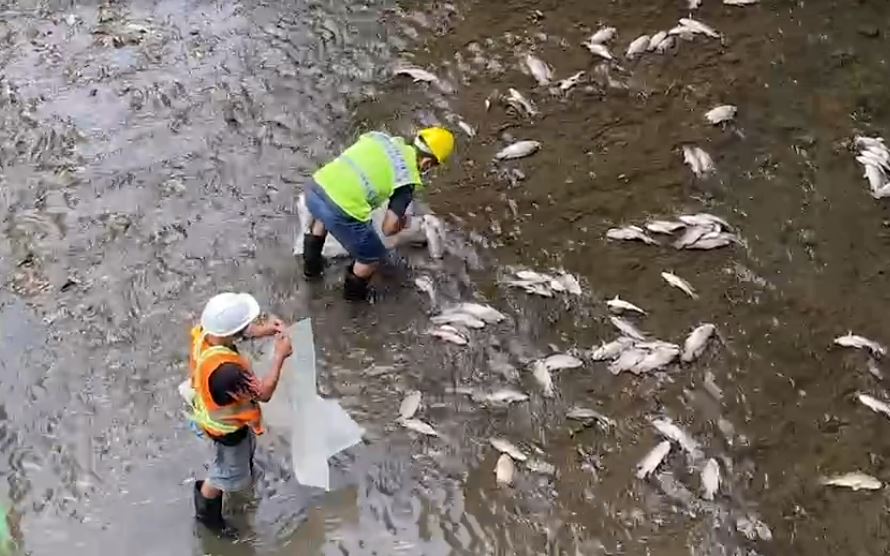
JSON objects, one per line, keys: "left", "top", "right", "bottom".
{"left": 366, "top": 132, "right": 413, "bottom": 187}
{"left": 339, "top": 152, "right": 380, "bottom": 207}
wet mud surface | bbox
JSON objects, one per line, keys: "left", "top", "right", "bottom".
{"left": 2, "top": 0, "right": 890, "bottom": 554}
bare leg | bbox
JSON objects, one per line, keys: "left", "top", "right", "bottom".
{"left": 352, "top": 260, "right": 379, "bottom": 279}
{"left": 201, "top": 480, "right": 222, "bottom": 499}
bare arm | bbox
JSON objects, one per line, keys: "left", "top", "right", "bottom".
{"left": 253, "top": 353, "right": 286, "bottom": 402}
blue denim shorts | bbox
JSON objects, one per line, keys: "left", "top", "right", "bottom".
{"left": 206, "top": 430, "right": 255, "bottom": 492}
{"left": 305, "top": 182, "right": 387, "bottom": 264}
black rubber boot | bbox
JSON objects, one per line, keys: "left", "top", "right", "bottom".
{"left": 343, "top": 266, "right": 372, "bottom": 302}
{"left": 194, "top": 480, "right": 237, "bottom": 539}
{"left": 302, "top": 234, "right": 326, "bottom": 279}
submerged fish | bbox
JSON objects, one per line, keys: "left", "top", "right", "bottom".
{"left": 566, "top": 407, "right": 615, "bottom": 426}
{"left": 857, "top": 393, "right": 890, "bottom": 419}
{"left": 495, "top": 454, "right": 515, "bottom": 485}
{"left": 652, "top": 417, "right": 702, "bottom": 459}
{"left": 443, "top": 302, "right": 506, "bottom": 324}
{"left": 490, "top": 437, "right": 527, "bottom": 462}
{"left": 558, "top": 71, "right": 585, "bottom": 92}
{"left": 648, "top": 31, "right": 668, "bottom": 51}
{"left": 591, "top": 337, "right": 635, "bottom": 361}
{"left": 820, "top": 471, "right": 882, "bottom": 491}
{"left": 542, "top": 353, "right": 583, "bottom": 371}
{"left": 400, "top": 418, "right": 439, "bottom": 437}
{"left": 701, "top": 458, "right": 721, "bottom": 500}
{"left": 606, "top": 226, "right": 659, "bottom": 245}
{"left": 705, "top": 105, "right": 737, "bottom": 125}
{"left": 636, "top": 440, "right": 671, "bottom": 479}
{"left": 607, "top": 295, "right": 646, "bottom": 315}
{"left": 661, "top": 271, "right": 699, "bottom": 299}
{"left": 531, "top": 361, "right": 555, "bottom": 397}
{"left": 505, "top": 88, "right": 538, "bottom": 117}
{"left": 587, "top": 26, "right": 617, "bottom": 45}
{"left": 431, "top": 312, "right": 486, "bottom": 329}
{"left": 524, "top": 53, "right": 553, "bottom": 86}
{"left": 428, "top": 325, "right": 469, "bottom": 345}
{"left": 625, "top": 35, "right": 650, "bottom": 60}
{"left": 496, "top": 140, "right": 541, "bottom": 160}
{"left": 393, "top": 65, "right": 439, "bottom": 83}
{"left": 677, "top": 17, "right": 720, "bottom": 39}
{"left": 399, "top": 390, "right": 422, "bottom": 420}
{"left": 681, "top": 324, "right": 717, "bottom": 363}
{"left": 835, "top": 333, "right": 887, "bottom": 357}
{"left": 610, "top": 316, "right": 647, "bottom": 341}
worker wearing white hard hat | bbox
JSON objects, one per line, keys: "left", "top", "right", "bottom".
{"left": 186, "top": 292, "right": 292, "bottom": 537}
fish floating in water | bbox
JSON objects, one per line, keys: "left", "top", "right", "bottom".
{"left": 505, "top": 88, "right": 538, "bottom": 117}
{"left": 857, "top": 393, "right": 890, "bottom": 419}
{"left": 724, "top": 0, "right": 759, "bottom": 5}
{"left": 400, "top": 418, "right": 439, "bottom": 437}
{"left": 398, "top": 390, "right": 422, "bottom": 421}
{"left": 652, "top": 417, "right": 703, "bottom": 460}
{"left": 625, "top": 35, "right": 650, "bottom": 60}
{"left": 523, "top": 53, "right": 553, "bottom": 86}
{"left": 610, "top": 316, "right": 647, "bottom": 341}
{"left": 636, "top": 440, "right": 671, "bottom": 479}
{"left": 541, "top": 353, "right": 583, "bottom": 371}
{"left": 558, "top": 71, "right": 585, "bottom": 92}
{"left": 503, "top": 268, "right": 582, "bottom": 298}
{"left": 490, "top": 437, "right": 528, "bottom": 462}
{"left": 475, "top": 388, "right": 530, "bottom": 405}
{"left": 682, "top": 145, "right": 716, "bottom": 178}
{"left": 606, "top": 338, "right": 680, "bottom": 375}
{"left": 496, "top": 140, "right": 541, "bottom": 160}
{"left": 853, "top": 136, "right": 890, "bottom": 198}
{"left": 428, "top": 325, "right": 469, "bottom": 345}
{"left": 820, "top": 471, "right": 882, "bottom": 491}
{"left": 495, "top": 453, "right": 515, "bottom": 485}
{"left": 681, "top": 324, "right": 717, "bottom": 363}
{"left": 431, "top": 312, "right": 485, "bottom": 329}
{"left": 834, "top": 332, "right": 887, "bottom": 357}
{"left": 525, "top": 458, "right": 556, "bottom": 476}
{"left": 701, "top": 458, "right": 721, "bottom": 500}
{"left": 606, "top": 295, "right": 646, "bottom": 315}
{"left": 393, "top": 65, "right": 439, "bottom": 83}
{"left": 705, "top": 104, "right": 738, "bottom": 125}
{"left": 531, "top": 360, "right": 555, "bottom": 397}
{"left": 590, "top": 337, "right": 636, "bottom": 361}
{"left": 688, "top": 0, "right": 702, "bottom": 8}
{"left": 661, "top": 271, "right": 699, "bottom": 299}
{"left": 679, "top": 213, "right": 732, "bottom": 230}
{"left": 606, "top": 226, "right": 659, "bottom": 245}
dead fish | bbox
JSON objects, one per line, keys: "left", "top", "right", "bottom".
{"left": 681, "top": 324, "right": 717, "bottom": 363}
{"left": 555, "top": 273, "right": 583, "bottom": 295}
{"left": 543, "top": 353, "right": 583, "bottom": 371}
{"left": 673, "top": 225, "right": 715, "bottom": 249}
{"left": 678, "top": 213, "right": 731, "bottom": 230}
{"left": 587, "top": 26, "right": 617, "bottom": 45}
{"left": 646, "top": 220, "right": 686, "bottom": 234}
{"left": 682, "top": 145, "right": 704, "bottom": 177}
{"left": 677, "top": 17, "right": 720, "bottom": 38}
{"left": 490, "top": 437, "right": 528, "bottom": 462}
{"left": 648, "top": 31, "right": 668, "bottom": 51}
{"left": 688, "top": 0, "right": 702, "bottom": 8}
{"left": 566, "top": 407, "right": 615, "bottom": 426}
{"left": 609, "top": 347, "right": 648, "bottom": 375}
{"left": 661, "top": 271, "right": 699, "bottom": 299}
{"left": 591, "top": 337, "right": 635, "bottom": 361}
{"left": 607, "top": 295, "right": 646, "bottom": 315}
{"left": 431, "top": 312, "right": 486, "bottom": 329}
{"left": 705, "top": 104, "right": 738, "bottom": 125}
{"left": 524, "top": 458, "right": 556, "bottom": 476}
{"left": 820, "top": 471, "right": 882, "bottom": 491}
{"left": 583, "top": 41, "right": 614, "bottom": 61}
{"left": 548, "top": 278, "right": 567, "bottom": 293}
{"left": 701, "top": 458, "right": 721, "bottom": 500}
{"left": 558, "top": 71, "right": 585, "bottom": 92}
{"left": 428, "top": 325, "right": 469, "bottom": 345}
{"left": 515, "top": 269, "right": 553, "bottom": 284}
{"left": 703, "top": 370, "right": 723, "bottom": 400}
{"left": 625, "top": 35, "right": 650, "bottom": 60}
{"left": 445, "top": 302, "right": 505, "bottom": 324}
{"left": 414, "top": 276, "right": 435, "bottom": 301}
{"left": 421, "top": 214, "right": 445, "bottom": 259}
{"left": 855, "top": 136, "right": 886, "bottom": 150}
{"left": 505, "top": 280, "right": 555, "bottom": 298}
{"left": 834, "top": 333, "right": 887, "bottom": 357}
{"left": 496, "top": 140, "right": 541, "bottom": 160}
{"left": 694, "top": 147, "right": 716, "bottom": 176}
{"left": 655, "top": 36, "right": 676, "bottom": 53}
{"left": 636, "top": 440, "right": 672, "bottom": 479}
{"left": 457, "top": 120, "right": 476, "bottom": 137}
{"left": 606, "top": 226, "right": 659, "bottom": 245}
{"left": 483, "top": 389, "right": 529, "bottom": 404}
{"left": 631, "top": 343, "right": 680, "bottom": 374}
{"left": 505, "top": 88, "right": 538, "bottom": 117}
{"left": 400, "top": 418, "right": 439, "bottom": 437}
{"left": 531, "top": 361, "right": 555, "bottom": 397}
{"left": 867, "top": 357, "right": 883, "bottom": 379}
{"left": 495, "top": 454, "right": 515, "bottom": 485}
{"left": 724, "top": 0, "right": 758, "bottom": 5}
{"left": 736, "top": 515, "right": 773, "bottom": 542}
{"left": 686, "top": 232, "right": 739, "bottom": 250}
{"left": 523, "top": 53, "right": 553, "bottom": 86}
{"left": 393, "top": 65, "right": 439, "bottom": 83}
{"left": 610, "top": 316, "right": 647, "bottom": 341}
{"left": 857, "top": 393, "right": 890, "bottom": 419}
{"left": 399, "top": 390, "right": 422, "bottom": 420}
{"left": 652, "top": 417, "right": 702, "bottom": 459}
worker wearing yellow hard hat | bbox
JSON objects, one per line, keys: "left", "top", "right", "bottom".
{"left": 302, "top": 127, "right": 455, "bottom": 301}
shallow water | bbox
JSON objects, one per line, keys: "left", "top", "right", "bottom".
{"left": 2, "top": 0, "right": 890, "bottom": 554}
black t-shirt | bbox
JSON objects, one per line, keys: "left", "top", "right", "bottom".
{"left": 208, "top": 362, "right": 253, "bottom": 445}
{"left": 388, "top": 185, "right": 414, "bottom": 218}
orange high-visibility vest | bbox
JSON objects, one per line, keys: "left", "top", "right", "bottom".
{"left": 188, "top": 326, "right": 264, "bottom": 438}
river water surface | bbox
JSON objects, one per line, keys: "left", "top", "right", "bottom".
{"left": 2, "top": 0, "right": 890, "bottom": 554}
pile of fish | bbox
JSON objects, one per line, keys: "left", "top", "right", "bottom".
{"left": 424, "top": 301, "right": 507, "bottom": 346}
{"left": 580, "top": 17, "right": 719, "bottom": 63}
{"left": 853, "top": 135, "right": 890, "bottom": 199}
{"left": 396, "top": 390, "right": 440, "bottom": 437}
{"left": 607, "top": 212, "right": 741, "bottom": 251}
{"left": 500, "top": 268, "right": 583, "bottom": 298}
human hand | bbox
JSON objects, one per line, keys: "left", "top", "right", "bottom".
{"left": 265, "top": 317, "right": 285, "bottom": 336}
{"left": 273, "top": 333, "right": 293, "bottom": 361}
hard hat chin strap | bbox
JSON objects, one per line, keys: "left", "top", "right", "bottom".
{"left": 414, "top": 135, "right": 433, "bottom": 156}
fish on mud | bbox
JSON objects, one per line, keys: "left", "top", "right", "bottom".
{"left": 457, "top": 120, "right": 476, "bottom": 137}
{"left": 655, "top": 36, "right": 676, "bottom": 54}
{"left": 490, "top": 437, "right": 528, "bottom": 462}
{"left": 505, "top": 88, "right": 538, "bottom": 117}
{"left": 525, "top": 458, "right": 556, "bottom": 476}
{"left": 703, "top": 370, "right": 724, "bottom": 400}
{"left": 496, "top": 140, "right": 541, "bottom": 160}
{"left": 681, "top": 324, "right": 717, "bottom": 363}
{"left": 857, "top": 393, "right": 890, "bottom": 419}
{"left": 414, "top": 276, "right": 435, "bottom": 301}
{"left": 678, "top": 213, "right": 731, "bottom": 230}
{"left": 705, "top": 105, "right": 738, "bottom": 125}
{"left": 542, "top": 353, "right": 583, "bottom": 371}
{"left": 630, "top": 343, "right": 680, "bottom": 374}
{"left": 648, "top": 31, "right": 668, "bottom": 51}
{"left": 591, "top": 337, "right": 635, "bottom": 361}
{"left": 583, "top": 40, "right": 614, "bottom": 61}
{"left": 531, "top": 360, "right": 555, "bottom": 397}
{"left": 636, "top": 440, "right": 672, "bottom": 479}
{"left": 515, "top": 269, "right": 553, "bottom": 283}
{"left": 393, "top": 65, "right": 439, "bottom": 83}
{"left": 646, "top": 220, "right": 686, "bottom": 234}
{"left": 682, "top": 146, "right": 716, "bottom": 177}
{"left": 724, "top": 0, "right": 758, "bottom": 5}
{"left": 672, "top": 225, "right": 716, "bottom": 249}
{"left": 400, "top": 418, "right": 439, "bottom": 437}
{"left": 481, "top": 388, "right": 530, "bottom": 404}
{"left": 651, "top": 417, "right": 702, "bottom": 459}
{"left": 607, "top": 295, "right": 646, "bottom": 315}
{"left": 505, "top": 280, "right": 555, "bottom": 298}
{"left": 661, "top": 271, "right": 699, "bottom": 299}
{"left": 495, "top": 453, "right": 515, "bottom": 485}
{"left": 676, "top": 17, "right": 720, "bottom": 39}
{"left": 399, "top": 390, "right": 422, "bottom": 420}
{"left": 609, "top": 346, "right": 647, "bottom": 375}
{"left": 421, "top": 214, "right": 446, "bottom": 259}
{"left": 431, "top": 312, "right": 486, "bottom": 329}
{"left": 523, "top": 53, "right": 553, "bottom": 86}
{"left": 606, "top": 226, "right": 659, "bottom": 245}
{"left": 558, "top": 71, "right": 585, "bottom": 92}
{"left": 610, "top": 316, "right": 647, "bottom": 341}
{"left": 566, "top": 407, "right": 615, "bottom": 426}
{"left": 685, "top": 232, "right": 740, "bottom": 250}
{"left": 428, "top": 325, "right": 469, "bottom": 345}
{"left": 701, "top": 458, "right": 721, "bottom": 500}
{"left": 688, "top": 0, "right": 702, "bottom": 8}
{"left": 819, "top": 471, "right": 882, "bottom": 491}
{"left": 625, "top": 35, "right": 650, "bottom": 60}
{"left": 555, "top": 272, "right": 583, "bottom": 295}
{"left": 587, "top": 26, "right": 617, "bottom": 45}
{"left": 443, "top": 302, "right": 505, "bottom": 324}
{"left": 834, "top": 333, "right": 887, "bottom": 357}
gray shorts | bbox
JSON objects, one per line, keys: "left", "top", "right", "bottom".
{"left": 206, "top": 431, "right": 256, "bottom": 492}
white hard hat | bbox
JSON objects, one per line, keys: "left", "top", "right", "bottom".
{"left": 200, "top": 292, "right": 260, "bottom": 337}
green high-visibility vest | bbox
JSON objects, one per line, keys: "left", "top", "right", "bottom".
{"left": 313, "top": 132, "right": 424, "bottom": 222}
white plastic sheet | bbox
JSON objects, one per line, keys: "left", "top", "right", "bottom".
{"left": 258, "top": 318, "right": 364, "bottom": 490}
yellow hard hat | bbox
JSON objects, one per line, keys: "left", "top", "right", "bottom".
{"left": 416, "top": 127, "right": 455, "bottom": 164}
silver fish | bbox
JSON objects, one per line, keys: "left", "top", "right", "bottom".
{"left": 524, "top": 458, "right": 556, "bottom": 476}
{"left": 591, "top": 337, "right": 635, "bottom": 361}
{"left": 678, "top": 17, "right": 720, "bottom": 39}
{"left": 484, "top": 389, "right": 529, "bottom": 404}
{"left": 705, "top": 104, "right": 737, "bottom": 125}
{"left": 515, "top": 269, "right": 553, "bottom": 283}
{"left": 610, "top": 316, "right": 647, "bottom": 341}
{"left": 523, "top": 53, "right": 553, "bottom": 86}
{"left": 583, "top": 41, "right": 614, "bottom": 61}
{"left": 496, "top": 140, "right": 541, "bottom": 160}
{"left": 678, "top": 213, "right": 731, "bottom": 230}
{"left": 495, "top": 453, "right": 515, "bottom": 485}
{"left": 652, "top": 417, "right": 702, "bottom": 459}
{"left": 414, "top": 276, "right": 435, "bottom": 301}
{"left": 443, "top": 303, "right": 505, "bottom": 324}
{"left": 555, "top": 273, "right": 583, "bottom": 295}
{"left": 543, "top": 353, "right": 583, "bottom": 371}
{"left": 867, "top": 357, "right": 883, "bottom": 379}
{"left": 668, "top": 25, "right": 697, "bottom": 41}
{"left": 694, "top": 147, "right": 716, "bottom": 175}
{"left": 661, "top": 271, "right": 699, "bottom": 299}
{"left": 457, "top": 120, "right": 476, "bottom": 137}
{"left": 393, "top": 65, "right": 439, "bottom": 83}
{"left": 688, "top": 0, "right": 702, "bottom": 8}
{"left": 566, "top": 407, "right": 615, "bottom": 426}
{"left": 858, "top": 393, "right": 890, "bottom": 419}
{"left": 558, "top": 71, "right": 585, "bottom": 92}
{"left": 703, "top": 370, "right": 723, "bottom": 400}
{"left": 609, "top": 347, "right": 647, "bottom": 375}
{"left": 587, "top": 26, "right": 616, "bottom": 45}
{"left": 428, "top": 325, "right": 468, "bottom": 345}
{"left": 686, "top": 232, "right": 739, "bottom": 250}
{"left": 636, "top": 440, "right": 671, "bottom": 479}
{"left": 505, "top": 88, "right": 538, "bottom": 117}
{"left": 646, "top": 220, "right": 686, "bottom": 234}
{"left": 631, "top": 343, "right": 680, "bottom": 374}
{"left": 655, "top": 36, "right": 676, "bottom": 53}
{"left": 531, "top": 361, "right": 554, "bottom": 397}
{"left": 606, "top": 226, "right": 659, "bottom": 245}
{"left": 835, "top": 333, "right": 887, "bottom": 357}
{"left": 673, "top": 225, "right": 716, "bottom": 249}
{"left": 648, "top": 31, "right": 668, "bottom": 51}
{"left": 820, "top": 471, "right": 882, "bottom": 491}
{"left": 855, "top": 136, "right": 886, "bottom": 150}
{"left": 858, "top": 153, "right": 890, "bottom": 174}
{"left": 724, "top": 0, "right": 758, "bottom": 5}
{"left": 682, "top": 145, "right": 703, "bottom": 177}
{"left": 701, "top": 458, "right": 721, "bottom": 500}
{"left": 506, "top": 281, "right": 555, "bottom": 297}
{"left": 400, "top": 418, "right": 439, "bottom": 437}
{"left": 736, "top": 515, "right": 773, "bottom": 542}
{"left": 490, "top": 437, "right": 528, "bottom": 462}
{"left": 431, "top": 312, "right": 486, "bottom": 329}
{"left": 681, "top": 324, "right": 717, "bottom": 363}
{"left": 399, "top": 390, "right": 422, "bottom": 420}
{"left": 548, "top": 278, "right": 566, "bottom": 293}
{"left": 625, "top": 35, "right": 650, "bottom": 60}
{"left": 607, "top": 295, "right": 646, "bottom": 315}
{"left": 421, "top": 214, "right": 445, "bottom": 259}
